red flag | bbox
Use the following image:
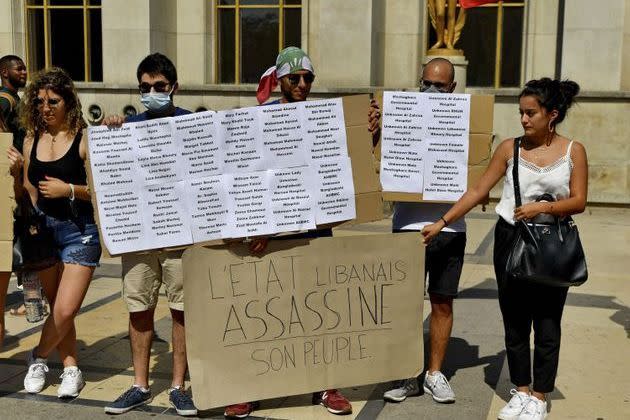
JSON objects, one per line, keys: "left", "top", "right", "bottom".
{"left": 460, "top": 0, "right": 498, "bottom": 8}
{"left": 256, "top": 66, "right": 279, "bottom": 105}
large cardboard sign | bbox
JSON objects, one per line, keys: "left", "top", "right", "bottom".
{"left": 0, "top": 133, "right": 14, "bottom": 271}
{"left": 380, "top": 94, "right": 494, "bottom": 203}
{"left": 340, "top": 94, "right": 384, "bottom": 226}
{"left": 183, "top": 233, "right": 424, "bottom": 409}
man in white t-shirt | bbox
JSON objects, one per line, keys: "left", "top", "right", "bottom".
{"left": 368, "top": 57, "right": 464, "bottom": 404}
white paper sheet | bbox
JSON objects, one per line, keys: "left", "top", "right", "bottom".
{"left": 219, "top": 108, "right": 266, "bottom": 173}
{"left": 143, "top": 181, "right": 193, "bottom": 248}
{"left": 186, "top": 176, "right": 232, "bottom": 242}
{"left": 421, "top": 153, "right": 468, "bottom": 201}
{"left": 302, "top": 98, "right": 348, "bottom": 160}
{"left": 224, "top": 172, "right": 274, "bottom": 237}
{"left": 268, "top": 167, "right": 316, "bottom": 232}
{"left": 258, "top": 102, "right": 308, "bottom": 168}
{"left": 421, "top": 93, "right": 470, "bottom": 201}
{"left": 421, "top": 93, "right": 470, "bottom": 140}
{"left": 87, "top": 125, "right": 139, "bottom": 191}
{"left": 380, "top": 91, "right": 425, "bottom": 193}
{"left": 309, "top": 157, "right": 356, "bottom": 224}
{"left": 173, "top": 111, "right": 223, "bottom": 178}
{"left": 134, "top": 117, "right": 183, "bottom": 185}
{"left": 95, "top": 188, "right": 147, "bottom": 254}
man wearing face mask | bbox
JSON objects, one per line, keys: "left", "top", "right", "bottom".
{"left": 103, "top": 53, "right": 191, "bottom": 125}
{"left": 368, "top": 58, "right": 462, "bottom": 405}
{"left": 103, "top": 53, "right": 197, "bottom": 417}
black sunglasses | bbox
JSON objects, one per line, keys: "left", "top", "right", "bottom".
{"left": 419, "top": 79, "right": 450, "bottom": 91}
{"left": 34, "top": 97, "right": 62, "bottom": 108}
{"left": 138, "top": 81, "right": 171, "bottom": 93}
{"left": 286, "top": 73, "right": 315, "bottom": 85}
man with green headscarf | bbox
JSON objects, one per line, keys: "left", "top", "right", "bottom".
{"left": 256, "top": 46, "right": 316, "bottom": 105}
{"left": 225, "top": 47, "right": 353, "bottom": 419}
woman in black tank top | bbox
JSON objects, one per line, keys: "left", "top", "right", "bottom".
{"left": 19, "top": 68, "right": 101, "bottom": 397}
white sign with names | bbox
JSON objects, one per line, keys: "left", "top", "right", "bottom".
{"left": 89, "top": 99, "right": 356, "bottom": 255}
{"left": 380, "top": 92, "right": 470, "bottom": 200}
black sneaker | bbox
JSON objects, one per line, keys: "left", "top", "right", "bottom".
{"left": 104, "top": 386, "right": 152, "bottom": 414}
{"left": 169, "top": 386, "right": 198, "bottom": 417}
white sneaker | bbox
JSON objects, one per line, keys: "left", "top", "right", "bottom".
{"left": 383, "top": 378, "right": 420, "bottom": 402}
{"left": 518, "top": 396, "right": 547, "bottom": 420}
{"left": 57, "top": 366, "right": 85, "bottom": 398}
{"left": 423, "top": 371, "right": 455, "bottom": 403}
{"left": 24, "top": 349, "right": 49, "bottom": 394}
{"left": 498, "top": 389, "right": 531, "bottom": 420}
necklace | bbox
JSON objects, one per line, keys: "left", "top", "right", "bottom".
{"left": 524, "top": 134, "right": 556, "bottom": 151}
{"left": 522, "top": 134, "right": 558, "bottom": 163}
{"left": 47, "top": 130, "right": 64, "bottom": 152}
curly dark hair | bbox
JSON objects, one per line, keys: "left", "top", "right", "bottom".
{"left": 19, "top": 67, "right": 86, "bottom": 135}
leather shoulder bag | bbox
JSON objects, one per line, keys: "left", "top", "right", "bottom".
{"left": 505, "top": 137, "right": 588, "bottom": 287}
{"left": 12, "top": 195, "right": 60, "bottom": 273}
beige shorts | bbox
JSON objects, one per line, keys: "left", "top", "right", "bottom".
{"left": 121, "top": 249, "right": 185, "bottom": 312}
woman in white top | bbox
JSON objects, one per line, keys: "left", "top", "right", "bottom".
{"left": 422, "top": 78, "right": 587, "bottom": 420}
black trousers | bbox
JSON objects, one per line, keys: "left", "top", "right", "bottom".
{"left": 493, "top": 217, "right": 569, "bottom": 393}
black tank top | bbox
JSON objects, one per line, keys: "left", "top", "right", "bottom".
{"left": 28, "top": 130, "right": 94, "bottom": 221}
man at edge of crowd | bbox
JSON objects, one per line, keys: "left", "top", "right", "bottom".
{"left": 2, "top": 55, "right": 28, "bottom": 325}
{"left": 1, "top": 54, "right": 27, "bottom": 149}
{"left": 101, "top": 53, "right": 197, "bottom": 417}
{"left": 224, "top": 46, "right": 354, "bottom": 419}
{"left": 368, "top": 57, "right": 463, "bottom": 405}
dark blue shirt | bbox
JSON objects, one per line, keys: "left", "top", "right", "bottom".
{"left": 125, "top": 106, "right": 191, "bottom": 122}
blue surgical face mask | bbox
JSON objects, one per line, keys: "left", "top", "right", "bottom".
{"left": 140, "top": 88, "right": 173, "bottom": 112}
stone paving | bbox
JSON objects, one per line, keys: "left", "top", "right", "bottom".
{"left": 1, "top": 205, "right": 628, "bottom": 419}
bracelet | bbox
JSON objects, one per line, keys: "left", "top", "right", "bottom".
{"left": 68, "top": 183, "right": 75, "bottom": 201}
{"left": 440, "top": 216, "right": 449, "bottom": 226}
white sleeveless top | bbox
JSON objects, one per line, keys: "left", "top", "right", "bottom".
{"left": 495, "top": 141, "right": 574, "bottom": 225}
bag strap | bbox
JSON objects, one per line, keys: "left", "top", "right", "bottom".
{"left": 512, "top": 137, "right": 522, "bottom": 208}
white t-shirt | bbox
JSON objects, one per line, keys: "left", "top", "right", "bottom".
{"left": 392, "top": 202, "right": 466, "bottom": 232}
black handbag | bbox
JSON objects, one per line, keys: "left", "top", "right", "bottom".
{"left": 505, "top": 138, "right": 588, "bottom": 287}
{"left": 12, "top": 195, "right": 59, "bottom": 273}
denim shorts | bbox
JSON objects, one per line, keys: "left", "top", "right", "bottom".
{"left": 45, "top": 214, "right": 102, "bottom": 267}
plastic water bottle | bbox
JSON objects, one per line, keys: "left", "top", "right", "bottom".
{"left": 23, "top": 271, "right": 46, "bottom": 323}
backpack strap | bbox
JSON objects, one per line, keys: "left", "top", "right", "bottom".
{"left": 0, "top": 91, "right": 17, "bottom": 113}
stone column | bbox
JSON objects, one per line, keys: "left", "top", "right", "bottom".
{"left": 101, "top": 0, "right": 151, "bottom": 84}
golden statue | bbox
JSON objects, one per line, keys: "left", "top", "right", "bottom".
{"left": 428, "top": 0, "right": 467, "bottom": 55}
